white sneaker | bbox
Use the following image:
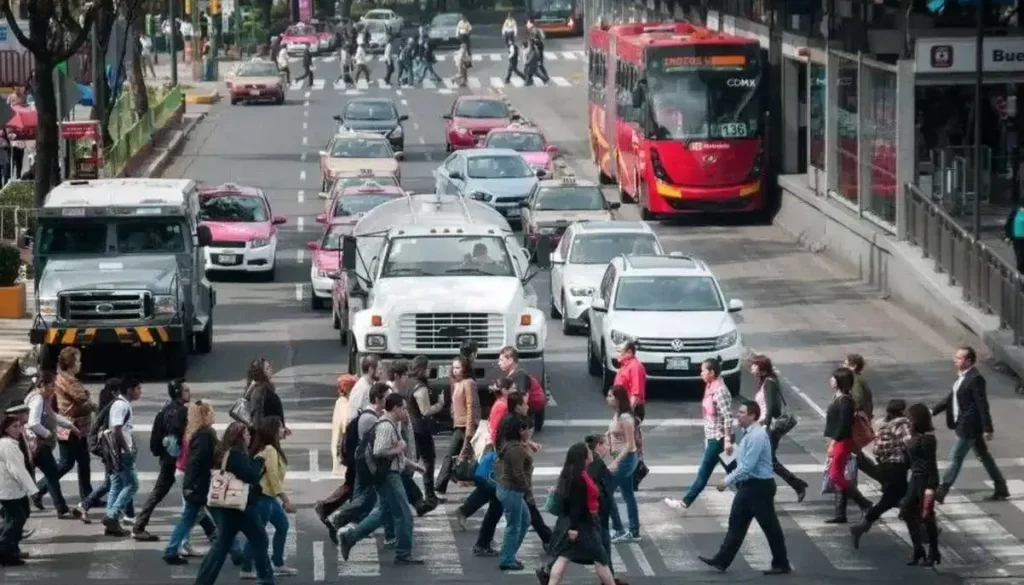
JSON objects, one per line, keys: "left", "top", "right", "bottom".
{"left": 180, "top": 542, "right": 204, "bottom": 557}
{"left": 274, "top": 565, "right": 299, "bottom": 576}
{"left": 664, "top": 498, "right": 689, "bottom": 511}
{"left": 121, "top": 515, "right": 136, "bottom": 527}
{"left": 239, "top": 570, "right": 256, "bottom": 580}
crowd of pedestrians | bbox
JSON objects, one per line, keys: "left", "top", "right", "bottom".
{"left": 0, "top": 341, "right": 1013, "bottom": 581}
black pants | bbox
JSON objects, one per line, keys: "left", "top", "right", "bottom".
{"left": 768, "top": 430, "right": 807, "bottom": 493}
{"left": 864, "top": 462, "right": 908, "bottom": 523}
{"left": 195, "top": 507, "right": 272, "bottom": 585}
{"left": 36, "top": 436, "right": 91, "bottom": 501}
{"left": 414, "top": 431, "right": 436, "bottom": 500}
{"left": 902, "top": 477, "right": 938, "bottom": 556}
{"left": 320, "top": 466, "right": 356, "bottom": 519}
{"left": 355, "top": 64, "right": 371, "bottom": 82}
{"left": 504, "top": 58, "right": 526, "bottom": 83}
{"left": 458, "top": 33, "right": 471, "bottom": 54}
{"left": 402, "top": 470, "right": 424, "bottom": 505}
{"left": 134, "top": 460, "right": 177, "bottom": 532}
{"left": 383, "top": 60, "right": 394, "bottom": 85}
{"left": 856, "top": 451, "right": 881, "bottom": 483}
{"left": 1014, "top": 239, "right": 1024, "bottom": 273}
{"left": 297, "top": 66, "right": 314, "bottom": 87}
{"left": 477, "top": 490, "right": 552, "bottom": 548}
{"left": 713, "top": 479, "right": 789, "bottom": 570}
{"left": 0, "top": 497, "right": 28, "bottom": 560}
{"left": 435, "top": 427, "right": 466, "bottom": 494}
{"left": 34, "top": 444, "right": 69, "bottom": 513}
{"left": 833, "top": 484, "right": 873, "bottom": 519}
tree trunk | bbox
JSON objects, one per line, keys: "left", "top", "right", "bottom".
{"left": 34, "top": 62, "right": 60, "bottom": 207}
{"left": 130, "top": 17, "right": 148, "bottom": 116}
{"left": 91, "top": 5, "right": 115, "bottom": 147}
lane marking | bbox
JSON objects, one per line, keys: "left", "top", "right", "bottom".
{"left": 297, "top": 190, "right": 305, "bottom": 203}
{"left": 312, "top": 541, "right": 325, "bottom": 582}
{"left": 630, "top": 543, "right": 656, "bottom": 577}
{"left": 299, "top": 170, "right": 307, "bottom": 181}
{"left": 304, "top": 110, "right": 309, "bottom": 117}
{"left": 637, "top": 496, "right": 703, "bottom": 571}
{"left": 489, "top": 53, "right": 501, "bottom": 61}
{"left": 490, "top": 76, "right": 505, "bottom": 88}
{"left": 294, "top": 283, "right": 304, "bottom": 301}
{"left": 468, "top": 77, "right": 481, "bottom": 89}
{"left": 297, "top": 216, "right": 305, "bottom": 232}
{"left": 417, "top": 136, "right": 425, "bottom": 144}
{"left": 401, "top": 99, "right": 408, "bottom": 107}
{"left": 552, "top": 76, "right": 571, "bottom": 87}
{"left": 300, "top": 152, "right": 307, "bottom": 162}
{"left": 296, "top": 249, "right": 304, "bottom": 264}
{"left": 510, "top": 77, "right": 525, "bottom": 88}
{"left": 309, "top": 448, "right": 320, "bottom": 482}
{"left": 304, "top": 91, "right": 311, "bottom": 98}
{"left": 304, "top": 100, "right": 310, "bottom": 107}
{"left": 303, "top": 121, "right": 308, "bottom": 130}
{"left": 396, "top": 89, "right": 403, "bottom": 96}
{"left": 312, "top": 79, "right": 325, "bottom": 90}
{"left": 412, "top": 122, "right": 420, "bottom": 131}
{"left": 302, "top": 136, "right": 308, "bottom": 146}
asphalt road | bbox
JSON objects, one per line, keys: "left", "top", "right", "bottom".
{"left": 8, "top": 36, "right": 1024, "bottom": 585}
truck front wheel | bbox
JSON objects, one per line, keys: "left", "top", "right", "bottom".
{"left": 346, "top": 337, "right": 358, "bottom": 374}
{"left": 194, "top": 320, "right": 213, "bottom": 354}
{"left": 166, "top": 342, "right": 188, "bottom": 377}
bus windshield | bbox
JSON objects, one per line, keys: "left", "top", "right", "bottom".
{"left": 643, "top": 46, "right": 763, "bottom": 141}
{"left": 532, "top": 0, "right": 573, "bottom": 19}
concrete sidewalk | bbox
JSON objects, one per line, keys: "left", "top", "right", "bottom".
{"left": 0, "top": 278, "right": 34, "bottom": 393}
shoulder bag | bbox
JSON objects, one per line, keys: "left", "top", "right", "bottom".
{"left": 852, "top": 412, "right": 876, "bottom": 451}
{"left": 228, "top": 383, "right": 255, "bottom": 425}
{"left": 207, "top": 452, "right": 250, "bottom": 511}
{"left": 769, "top": 383, "right": 798, "bottom": 436}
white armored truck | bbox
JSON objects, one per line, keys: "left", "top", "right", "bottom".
{"left": 336, "top": 194, "right": 551, "bottom": 384}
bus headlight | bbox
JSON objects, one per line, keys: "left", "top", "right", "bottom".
{"left": 365, "top": 334, "right": 387, "bottom": 351}
{"left": 649, "top": 149, "right": 670, "bottom": 182}
{"left": 516, "top": 333, "right": 538, "bottom": 349}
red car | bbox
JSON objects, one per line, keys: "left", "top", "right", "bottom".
{"left": 443, "top": 95, "right": 520, "bottom": 151}
{"left": 226, "top": 60, "right": 285, "bottom": 106}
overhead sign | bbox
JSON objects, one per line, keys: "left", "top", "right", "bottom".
{"left": 915, "top": 37, "right": 1024, "bottom": 74}
{"left": 0, "top": 20, "right": 29, "bottom": 52}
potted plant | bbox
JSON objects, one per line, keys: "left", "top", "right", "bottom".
{"left": 0, "top": 243, "right": 25, "bottom": 319}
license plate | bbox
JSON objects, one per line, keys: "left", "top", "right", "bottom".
{"left": 249, "top": 89, "right": 260, "bottom": 96}
{"left": 665, "top": 357, "right": 690, "bottom": 370}
{"left": 506, "top": 208, "right": 520, "bottom": 217}
{"left": 436, "top": 365, "right": 452, "bottom": 378}
{"left": 217, "top": 254, "right": 238, "bottom": 265}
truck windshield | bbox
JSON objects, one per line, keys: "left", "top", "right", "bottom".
{"left": 644, "top": 47, "right": 762, "bottom": 140}
{"left": 381, "top": 235, "right": 514, "bottom": 277}
{"left": 117, "top": 220, "right": 186, "bottom": 254}
{"left": 38, "top": 221, "right": 107, "bottom": 255}
{"left": 37, "top": 219, "right": 187, "bottom": 255}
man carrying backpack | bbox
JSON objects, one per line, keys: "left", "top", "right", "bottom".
{"left": 319, "top": 383, "right": 391, "bottom": 544}
{"left": 98, "top": 377, "right": 143, "bottom": 537}
{"left": 497, "top": 347, "right": 547, "bottom": 432}
{"left": 131, "top": 379, "right": 189, "bottom": 541}
{"left": 339, "top": 393, "right": 425, "bottom": 566}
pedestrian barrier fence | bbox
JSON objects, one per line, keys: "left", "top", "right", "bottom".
{"left": 904, "top": 183, "right": 1024, "bottom": 345}
{"left": 103, "top": 86, "right": 184, "bottom": 178}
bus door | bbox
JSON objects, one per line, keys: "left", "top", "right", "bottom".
{"left": 604, "top": 35, "right": 619, "bottom": 181}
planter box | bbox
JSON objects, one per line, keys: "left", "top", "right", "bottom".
{"left": 0, "top": 282, "right": 25, "bottom": 318}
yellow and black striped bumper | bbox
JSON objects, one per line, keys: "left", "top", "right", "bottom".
{"left": 30, "top": 326, "right": 183, "bottom": 346}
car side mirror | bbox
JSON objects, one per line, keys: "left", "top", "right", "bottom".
{"left": 545, "top": 145, "right": 558, "bottom": 155}
{"left": 333, "top": 115, "right": 342, "bottom": 121}
{"left": 306, "top": 241, "right": 319, "bottom": 250}
{"left": 518, "top": 200, "right": 530, "bottom": 208}
{"left": 342, "top": 235, "right": 358, "bottom": 270}
{"left": 394, "top": 152, "right": 404, "bottom": 161}
{"left": 316, "top": 214, "right": 328, "bottom": 224}
{"left": 591, "top": 297, "right": 607, "bottom": 313}
{"left": 319, "top": 150, "right": 328, "bottom": 157}
{"left": 442, "top": 114, "right": 452, "bottom": 120}
{"left": 449, "top": 170, "right": 463, "bottom": 180}
{"left": 534, "top": 235, "right": 552, "bottom": 269}
{"left": 399, "top": 114, "right": 409, "bottom": 121}
{"left": 272, "top": 216, "right": 287, "bottom": 225}
{"left": 196, "top": 224, "right": 213, "bottom": 247}
{"left": 318, "top": 191, "right": 329, "bottom": 200}
{"left": 728, "top": 299, "right": 744, "bottom": 313}
{"left": 609, "top": 202, "right": 621, "bottom": 210}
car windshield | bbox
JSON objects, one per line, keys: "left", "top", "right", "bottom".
{"left": 535, "top": 0, "right": 573, "bottom": 18}
{"left": 535, "top": 187, "right": 605, "bottom": 211}
{"left": 454, "top": 100, "right": 509, "bottom": 119}
{"left": 116, "top": 220, "right": 186, "bottom": 254}
{"left": 364, "top": 21, "right": 386, "bottom": 33}
{"left": 569, "top": 233, "right": 659, "bottom": 264}
{"left": 334, "top": 194, "right": 396, "bottom": 216}
{"left": 615, "top": 276, "right": 724, "bottom": 312}
{"left": 321, "top": 226, "right": 347, "bottom": 251}
{"left": 199, "top": 195, "right": 268, "bottom": 222}
{"left": 38, "top": 221, "right": 107, "bottom": 254}
{"left": 286, "top": 25, "right": 314, "bottom": 35}
{"left": 330, "top": 137, "right": 391, "bottom": 158}
{"left": 237, "top": 62, "right": 278, "bottom": 77}
{"left": 381, "top": 235, "right": 514, "bottom": 277}
{"left": 432, "top": 14, "right": 460, "bottom": 26}
{"left": 365, "top": 11, "right": 389, "bottom": 19}
{"left": 332, "top": 176, "right": 400, "bottom": 191}
{"left": 485, "top": 132, "right": 545, "bottom": 152}
{"left": 467, "top": 155, "right": 533, "bottom": 179}
{"left": 344, "top": 101, "right": 397, "bottom": 121}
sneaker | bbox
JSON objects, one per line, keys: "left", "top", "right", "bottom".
{"left": 30, "top": 493, "right": 44, "bottom": 511}
{"left": 384, "top": 537, "right": 396, "bottom": 549}
{"left": 473, "top": 545, "right": 498, "bottom": 557}
{"left": 239, "top": 570, "right": 256, "bottom": 580}
{"left": 180, "top": 543, "right": 204, "bottom": 557}
{"left": 76, "top": 504, "right": 91, "bottom": 524}
{"left": 455, "top": 511, "right": 468, "bottom": 531}
{"left": 163, "top": 554, "right": 188, "bottom": 565}
{"left": 274, "top": 565, "right": 299, "bottom": 576}
{"left": 121, "top": 515, "right": 136, "bottom": 527}
{"left": 395, "top": 556, "right": 425, "bottom": 565}
{"left": 611, "top": 531, "right": 640, "bottom": 544}
{"left": 57, "top": 508, "right": 83, "bottom": 520}
{"left": 339, "top": 533, "right": 354, "bottom": 562}
{"left": 609, "top": 530, "right": 627, "bottom": 542}
{"left": 132, "top": 529, "right": 159, "bottom": 542}
{"left": 664, "top": 498, "right": 689, "bottom": 511}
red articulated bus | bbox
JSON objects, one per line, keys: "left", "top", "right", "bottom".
{"left": 587, "top": 22, "right": 768, "bottom": 218}
{"left": 528, "top": 0, "right": 584, "bottom": 36}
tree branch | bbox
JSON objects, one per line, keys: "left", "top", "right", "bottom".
{"left": 54, "top": 6, "right": 98, "bottom": 64}
{"left": 0, "top": 0, "right": 43, "bottom": 54}
{"left": 57, "top": 0, "right": 86, "bottom": 35}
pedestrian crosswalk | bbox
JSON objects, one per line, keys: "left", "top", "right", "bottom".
{"left": 288, "top": 75, "right": 579, "bottom": 93}
{"left": 303, "top": 50, "right": 585, "bottom": 65}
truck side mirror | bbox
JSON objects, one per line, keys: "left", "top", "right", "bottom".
{"left": 196, "top": 224, "right": 213, "bottom": 247}
{"left": 342, "top": 235, "right": 357, "bottom": 270}
{"left": 631, "top": 85, "right": 645, "bottom": 109}
{"left": 534, "top": 235, "right": 552, "bottom": 269}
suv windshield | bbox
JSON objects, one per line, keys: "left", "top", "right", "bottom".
{"left": 200, "top": 195, "right": 268, "bottom": 222}
{"left": 381, "top": 236, "right": 514, "bottom": 277}
{"left": 432, "top": 14, "right": 460, "bottom": 26}
{"left": 536, "top": 187, "right": 605, "bottom": 211}
{"left": 330, "top": 137, "right": 391, "bottom": 158}
{"left": 615, "top": 276, "right": 723, "bottom": 312}
{"left": 332, "top": 176, "right": 400, "bottom": 191}
{"left": 454, "top": 100, "right": 509, "bottom": 119}
{"left": 334, "top": 194, "right": 396, "bottom": 216}
{"left": 467, "top": 155, "right": 533, "bottom": 179}
{"left": 569, "top": 233, "right": 659, "bottom": 264}
{"left": 237, "top": 62, "right": 278, "bottom": 77}
{"left": 344, "top": 101, "right": 396, "bottom": 121}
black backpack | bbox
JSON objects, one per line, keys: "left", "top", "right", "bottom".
{"left": 149, "top": 401, "right": 172, "bottom": 458}
{"left": 88, "top": 401, "right": 116, "bottom": 457}
{"left": 355, "top": 418, "right": 397, "bottom": 485}
{"left": 340, "top": 409, "right": 374, "bottom": 468}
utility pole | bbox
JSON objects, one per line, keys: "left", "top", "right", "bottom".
{"left": 169, "top": 0, "right": 179, "bottom": 85}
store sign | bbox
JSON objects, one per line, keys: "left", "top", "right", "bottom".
{"left": 915, "top": 37, "right": 1024, "bottom": 74}
{"left": 61, "top": 121, "right": 100, "bottom": 140}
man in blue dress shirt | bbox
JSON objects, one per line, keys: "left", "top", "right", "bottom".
{"left": 699, "top": 400, "right": 792, "bottom": 575}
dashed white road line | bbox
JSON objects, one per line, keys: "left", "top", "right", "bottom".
{"left": 303, "top": 121, "right": 308, "bottom": 130}
{"left": 401, "top": 99, "right": 408, "bottom": 106}
{"left": 296, "top": 249, "right": 305, "bottom": 264}
{"left": 417, "top": 136, "right": 425, "bottom": 144}
{"left": 412, "top": 122, "right": 420, "bottom": 131}
{"left": 302, "top": 136, "right": 308, "bottom": 145}
{"left": 297, "top": 190, "right": 305, "bottom": 203}
{"left": 304, "top": 91, "right": 311, "bottom": 98}
{"left": 425, "top": 152, "right": 433, "bottom": 161}
{"left": 396, "top": 89, "right": 403, "bottom": 96}
{"left": 300, "top": 152, "right": 307, "bottom": 162}
{"left": 312, "top": 541, "right": 325, "bottom": 582}
{"left": 299, "top": 170, "right": 307, "bottom": 182}
{"left": 294, "top": 283, "right": 304, "bottom": 301}
{"left": 304, "top": 110, "right": 309, "bottom": 117}
{"left": 297, "top": 217, "right": 305, "bottom": 232}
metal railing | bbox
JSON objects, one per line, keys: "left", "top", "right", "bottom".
{"left": 103, "top": 86, "right": 184, "bottom": 178}
{"left": 904, "top": 183, "right": 1024, "bottom": 345}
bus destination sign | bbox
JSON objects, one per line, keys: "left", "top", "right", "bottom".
{"left": 660, "top": 54, "right": 746, "bottom": 70}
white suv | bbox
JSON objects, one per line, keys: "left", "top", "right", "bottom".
{"left": 549, "top": 221, "right": 663, "bottom": 335}
{"left": 586, "top": 254, "right": 745, "bottom": 395}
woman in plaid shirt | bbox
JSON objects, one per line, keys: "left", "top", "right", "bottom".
{"left": 850, "top": 399, "right": 909, "bottom": 548}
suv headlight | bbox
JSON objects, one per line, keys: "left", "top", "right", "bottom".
{"left": 610, "top": 329, "right": 634, "bottom": 345}
{"left": 37, "top": 296, "right": 57, "bottom": 317}
{"left": 715, "top": 330, "right": 739, "bottom": 349}
{"left": 389, "top": 125, "right": 403, "bottom": 139}
{"left": 568, "top": 285, "right": 594, "bottom": 298}
{"left": 469, "top": 191, "right": 493, "bottom": 203}
{"left": 251, "top": 238, "right": 270, "bottom": 249}
{"left": 154, "top": 295, "right": 176, "bottom": 314}
{"left": 365, "top": 334, "right": 387, "bottom": 351}
{"left": 516, "top": 333, "right": 538, "bottom": 349}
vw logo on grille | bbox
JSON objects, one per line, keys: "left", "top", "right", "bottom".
{"left": 670, "top": 339, "right": 685, "bottom": 352}
{"left": 95, "top": 303, "right": 114, "bottom": 313}
{"left": 702, "top": 155, "right": 718, "bottom": 165}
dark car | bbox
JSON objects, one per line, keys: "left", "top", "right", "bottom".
{"left": 333, "top": 97, "right": 408, "bottom": 153}
{"left": 426, "top": 12, "right": 462, "bottom": 48}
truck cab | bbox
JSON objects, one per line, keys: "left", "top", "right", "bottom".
{"left": 30, "top": 179, "right": 216, "bottom": 376}
{"left": 337, "top": 194, "right": 551, "bottom": 386}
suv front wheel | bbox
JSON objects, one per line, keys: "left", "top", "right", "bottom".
{"left": 599, "top": 343, "right": 614, "bottom": 391}
{"left": 586, "top": 338, "right": 601, "bottom": 376}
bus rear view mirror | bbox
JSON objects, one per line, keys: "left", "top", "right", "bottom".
{"left": 342, "top": 236, "right": 357, "bottom": 271}
{"left": 631, "top": 88, "right": 644, "bottom": 109}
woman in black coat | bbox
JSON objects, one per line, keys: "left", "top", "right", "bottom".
{"left": 536, "top": 442, "right": 617, "bottom": 585}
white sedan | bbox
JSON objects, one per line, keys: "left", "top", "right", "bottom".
{"left": 360, "top": 9, "right": 404, "bottom": 34}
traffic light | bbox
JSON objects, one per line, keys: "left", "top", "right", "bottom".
{"left": 210, "top": 0, "right": 220, "bottom": 14}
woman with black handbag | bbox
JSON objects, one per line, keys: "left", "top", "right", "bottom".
{"left": 751, "top": 355, "right": 807, "bottom": 502}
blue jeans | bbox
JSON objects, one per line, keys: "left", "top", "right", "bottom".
{"left": 106, "top": 452, "right": 138, "bottom": 520}
{"left": 683, "top": 439, "right": 726, "bottom": 506}
{"left": 243, "top": 496, "right": 289, "bottom": 570}
{"left": 942, "top": 433, "right": 1006, "bottom": 487}
{"left": 348, "top": 472, "right": 412, "bottom": 559}
{"left": 165, "top": 501, "right": 238, "bottom": 560}
{"left": 608, "top": 452, "right": 640, "bottom": 535}
{"left": 496, "top": 486, "right": 529, "bottom": 566}
{"left": 332, "top": 477, "right": 387, "bottom": 536}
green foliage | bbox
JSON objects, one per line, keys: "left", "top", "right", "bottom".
{"left": 0, "top": 181, "right": 36, "bottom": 242}
{"left": 0, "top": 243, "right": 21, "bottom": 287}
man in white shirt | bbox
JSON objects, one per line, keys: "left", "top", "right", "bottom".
{"left": 348, "top": 355, "right": 380, "bottom": 419}
{"left": 102, "top": 377, "right": 143, "bottom": 536}
{"left": 0, "top": 409, "right": 36, "bottom": 566}
{"left": 139, "top": 34, "right": 156, "bottom": 77}
{"left": 382, "top": 38, "right": 395, "bottom": 86}
{"left": 26, "top": 372, "right": 80, "bottom": 519}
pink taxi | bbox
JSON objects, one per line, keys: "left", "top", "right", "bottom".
{"left": 281, "top": 23, "right": 320, "bottom": 55}
{"left": 199, "top": 183, "right": 286, "bottom": 280}
{"left": 482, "top": 127, "right": 558, "bottom": 178}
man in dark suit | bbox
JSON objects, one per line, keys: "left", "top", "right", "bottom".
{"left": 932, "top": 346, "right": 1009, "bottom": 503}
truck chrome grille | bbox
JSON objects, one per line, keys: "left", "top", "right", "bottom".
{"left": 399, "top": 313, "right": 504, "bottom": 352}
{"left": 59, "top": 290, "right": 150, "bottom": 321}
{"left": 636, "top": 337, "right": 718, "bottom": 353}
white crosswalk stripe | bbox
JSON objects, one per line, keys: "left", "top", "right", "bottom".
{"left": 551, "top": 76, "right": 572, "bottom": 87}
{"left": 290, "top": 74, "right": 580, "bottom": 93}
{"left": 562, "top": 51, "right": 580, "bottom": 60}
{"left": 312, "top": 79, "right": 325, "bottom": 90}
{"left": 546, "top": 52, "right": 559, "bottom": 61}
{"left": 467, "top": 77, "right": 481, "bottom": 89}
{"left": 490, "top": 76, "right": 505, "bottom": 88}
{"left": 509, "top": 77, "right": 525, "bottom": 88}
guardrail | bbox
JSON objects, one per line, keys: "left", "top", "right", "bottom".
{"left": 904, "top": 183, "right": 1024, "bottom": 345}
{"left": 104, "top": 86, "right": 184, "bottom": 177}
